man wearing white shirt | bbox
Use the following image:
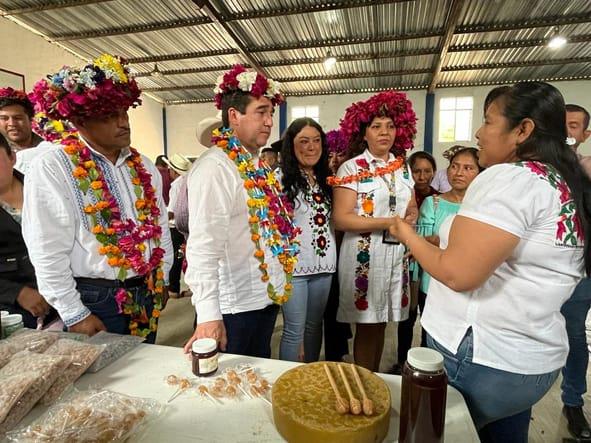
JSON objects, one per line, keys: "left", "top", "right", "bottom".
{"left": 183, "top": 65, "right": 293, "bottom": 357}
{"left": 23, "top": 55, "right": 172, "bottom": 342}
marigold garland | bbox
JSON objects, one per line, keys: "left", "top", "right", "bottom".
{"left": 327, "top": 157, "right": 405, "bottom": 186}
{"left": 61, "top": 127, "right": 165, "bottom": 337}
{"left": 213, "top": 127, "right": 300, "bottom": 304}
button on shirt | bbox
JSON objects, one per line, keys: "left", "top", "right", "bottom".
{"left": 421, "top": 163, "right": 585, "bottom": 374}
{"left": 185, "top": 148, "right": 286, "bottom": 323}
{"left": 22, "top": 142, "right": 173, "bottom": 327}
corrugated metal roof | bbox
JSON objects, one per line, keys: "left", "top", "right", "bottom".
{"left": 1, "top": 0, "right": 589, "bottom": 104}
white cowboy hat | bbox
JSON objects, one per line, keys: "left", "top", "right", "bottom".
{"left": 163, "top": 153, "right": 191, "bottom": 175}
{"left": 195, "top": 112, "right": 222, "bottom": 149}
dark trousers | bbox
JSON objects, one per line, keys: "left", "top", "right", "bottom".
{"left": 169, "top": 227, "right": 184, "bottom": 293}
{"left": 397, "top": 290, "right": 427, "bottom": 363}
{"left": 76, "top": 278, "right": 157, "bottom": 344}
{"left": 222, "top": 304, "right": 279, "bottom": 358}
{"left": 323, "top": 273, "right": 352, "bottom": 361}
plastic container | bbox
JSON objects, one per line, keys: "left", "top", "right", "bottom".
{"left": 399, "top": 347, "right": 448, "bottom": 443}
{"left": 191, "top": 338, "right": 218, "bottom": 377}
{"left": 2, "top": 315, "right": 23, "bottom": 339}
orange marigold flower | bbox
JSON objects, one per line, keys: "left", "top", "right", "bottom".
{"left": 84, "top": 205, "right": 96, "bottom": 214}
{"left": 73, "top": 167, "right": 88, "bottom": 178}
{"left": 284, "top": 283, "right": 293, "bottom": 291}
{"left": 156, "top": 271, "right": 164, "bottom": 280}
{"left": 251, "top": 233, "right": 260, "bottom": 241}
{"left": 254, "top": 249, "right": 265, "bottom": 258}
{"left": 98, "top": 246, "right": 108, "bottom": 255}
{"left": 126, "top": 160, "right": 135, "bottom": 167}
{"left": 362, "top": 198, "right": 374, "bottom": 214}
{"left": 105, "top": 228, "right": 115, "bottom": 235}
{"left": 219, "top": 140, "right": 228, "bottom": 148}
{"left": 83, "top": 160, "right": 96, "bottom": 169}
{"left": 261, "top": 274, "right": 269, "bottom": 282}
{"left": 137, "top": 243, "right": 146, "bottom": 252}
{"left": 138, "top": 214, "right": 147, "bottom": 221}
{"left": 244, "top": 179, "right": 255, "bottom": 189}
{"left": 152, "top": 309, "right": 160, "bottom": 318}
{"left": 90, "top": 180, "right": 103, "bottom": 190}
{"left": 229, "top": 151, "right": 237, "bottom": 160}
{"left": 129, "top": 321, "right": 138, "bottom": 330}
{"left": 135, "top": 199, "right": 146, "bottom": 209}
{"left": 107, "top": 257, "right": 119, "bottom": 267}
{"left": 132, "top": 177, "right": 141, "bottom": 185}
{"left": 92, "top": 225, "right": 104, "bottom": 234}
{"left": 64, "top": 145, "right": 78, "bottom": 155}
{"left": 96, "top": 201, "right": 110, "bottom": 210}
{"left": 155, "top": 286, "right": 163, "bottom": 294}
{"left": 249, "top": 215, "right": 259, "bottom": 224}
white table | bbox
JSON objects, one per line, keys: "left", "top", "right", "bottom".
{"left": 29, "top": 344, "right": 479, "bottom": 442}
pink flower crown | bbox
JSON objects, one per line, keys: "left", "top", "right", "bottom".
{"left": 0, "top": 87, "right": 29, "bottom": 103}
{"left": 213, "top": 64, "right": 283, "bottom": 109}
{"left": 28, "top": 54, "right": 141, "bottom": 122}
{"left": 339, "top": 90, "right": 417, "bottom": 152}
{"left": 326, "top": 129, "right": 348, "bottom": 155}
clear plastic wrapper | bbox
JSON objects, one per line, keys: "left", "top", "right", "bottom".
{"left": 0, "top": 351, "right": 70, "bottom": 434}
{"left": 46, "top": 331, "right": 89, "bottom": 342}
{"left": 0, "top": 373, "right": 37, "bottom": 423}
{"left": 6, "top": 389, "right": 165, "bottom": 443}
{"left": 4, "top": 329, "right": 59, "bottom": 353}
{"left": 0, "top": 342, "right": 17, "bottom": 369}
{"left": 41, "top": 339, "right": 105, "bottom": 405}
{"left": 86, "top": 331, "right": 145, "bottom": 373}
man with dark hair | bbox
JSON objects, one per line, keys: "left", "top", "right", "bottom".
{"left": 561, "top": 103, "right": 591, "bottom": 439}
{"left": 260, "top": 146, "right": 279, "bottom": 170}
{"left": 23, "top": 55, "right": 172, "bottom": 342}
{"left": 184, "top": 65, "right": 299, "bottom": 358}
{"left": 0, "top": 88, "right": 42, "bottom": 153}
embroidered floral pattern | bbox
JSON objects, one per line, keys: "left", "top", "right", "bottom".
{"left": 516, "top": 161, "right": 583, "bottom": 247}
{"left": 354, "top": 192, "right": 373, "bottom": 311}
{"left": 305, "top": 187, "right": 331, "bottom": 257}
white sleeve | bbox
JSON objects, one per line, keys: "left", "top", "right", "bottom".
{"left": 144, "top": 157, "right": 174, "bottom": 284}
{"left": 21, "top": 154, "right": 91, "bottom": 326}
{"left": 167, "top": 178, "right": 181, "bottom": 213}
{"left": 458, "top": 164, "right": 546, "bottom": 238}
{"left": 335, "top": 158, "right": 359, "bottom": 192}
{"left": 184, "top": 156, "right": 235, "bottom": 323}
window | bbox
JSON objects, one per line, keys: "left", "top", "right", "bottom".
{"left": 291, "top": 105, "right": 320, "bottom": 123}
{"left": 438, "top": 96, "right": 473, "bottom": 142}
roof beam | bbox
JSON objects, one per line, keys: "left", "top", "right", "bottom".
{"left": 455, "top": 12, "right": 591, "bottom": 34}
{"left": 222, "top": 0, "right": 412, "bottom": 20}
{"left": 127, "top": 48, "right": 239, "bottom": 64}
{"left": 196, "top": 0, "right": 266, "bottom": 73}
{"left": 0, "top": 0, "right": 112, "bottom": 16}
{"left": 443, "top": 56, "right": 591, "bottom": 72}
{"left": 449, "top": 33, "right": 591, "bottom": 52}
{"left": 428, "top": 0, "right": 465, "bottom": 93}
{"left": 134, "top": 63, "right": 243, "bottom": 78}
{"left": 51, "top": 16, "right": 212, "bottom": 41}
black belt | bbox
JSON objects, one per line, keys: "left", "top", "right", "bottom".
{"left": 75, "top": 276, "right": 146, "bottom": 289}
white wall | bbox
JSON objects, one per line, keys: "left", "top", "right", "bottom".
{"left": 1, "top": 17, "right": 164, "bottom": 160}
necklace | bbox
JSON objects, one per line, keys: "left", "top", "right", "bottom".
{"left": 213, "top": 127, "right": 300, "bottom": 304}
{"left": 63, "top": 130, "right": 165, "bottom": 337}
{"left": 327, "top": 156, "right": 405, "bottom": 186}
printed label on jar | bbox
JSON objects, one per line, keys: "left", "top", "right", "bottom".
{"left": 199, "top": 354, "right": 219, "bottom": 374}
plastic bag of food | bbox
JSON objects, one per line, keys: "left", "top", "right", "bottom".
{"left": 0, "top": 342, "right": 17, "bottom": 369}
{"left": 46, "top": 331, "right": 88, "bottom": 342}
{"left": 41, "top": 339, "right": 105, "bottom": 405}
{"left": 6, "top": 389, "right": 165, "bottom": 442}
{"left": 0, "top": 373, "right": 37, "bottom": 424}
{"left": 4, "top": 329, "right": 59, "bottom": 353}
{"left": 0, "top": 351, "right": 70, "bottom": 434}
{"left": 86, "top": 331, "right": 145, "bottom": 373}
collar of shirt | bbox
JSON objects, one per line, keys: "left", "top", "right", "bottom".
{"left": 79, "top": 135, "right": 132, "bottom": 167}
{"left": 363, "top": 148, "right": 394, "bottom": 166}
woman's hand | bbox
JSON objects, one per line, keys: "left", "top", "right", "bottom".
{"left": 388, "top": 216, "right": 415, "bottom": 245}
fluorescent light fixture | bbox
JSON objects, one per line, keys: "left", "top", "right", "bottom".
{"left": 323, "top": 52, "right": 337, "bottom": 71}
{"left": 548, "top": 26, "right": 567, "bottom": 49}
{"left": 151, "top": 63, "right": 163, "bottom": 77}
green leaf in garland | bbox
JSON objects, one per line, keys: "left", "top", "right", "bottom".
{"left": 78, "top": 178, "right": 90, "bottom": 194}
{"left": 100, "top": 209, "right": 111, "bottom": 221}
{"left": 117, "top": 266, "right": 128, "bottom": 281}
{"left": 93, "top": 189, "right": 103, "bottom": 200}
{"left": 96, "top": 233, "right": 108, "bottom": 244}
{"left": 88, "top": 168, "right": 99, "bottom": 181}
{"left": 134, "top": 185, "right": 142, "bottom": 198}
{"left": 72, "top": 154, "right": 80, "bottom": 166}
{"left": 129, "top": 167, "right": 138, "bottom": 178}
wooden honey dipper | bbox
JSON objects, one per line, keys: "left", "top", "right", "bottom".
{"left": 323, "top": 364, "right": 349, "bottom": 415}
{"left": 350, "top": 364, "right": 374, "bottom": 416}
{"left": 337, "top": 364, "right": 362, "bottom": 415}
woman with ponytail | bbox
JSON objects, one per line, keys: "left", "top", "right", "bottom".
{"left": 389, "top": 82, "right": 591, "bottom": 443}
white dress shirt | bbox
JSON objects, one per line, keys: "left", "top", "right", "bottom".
{"left": 336, "top": 149, "right": 414, "bottom": 323}
{"left": 22, "top": 141, "right": 173, "bottom": 327}
{"left": 422, "top": 163, "right": 585, "bottom": 374}
{"left": 14, "top": 140, "right": 53, "bottom": 175}
{"left": 185, "top": 147, "right": 286, "bottom": 323}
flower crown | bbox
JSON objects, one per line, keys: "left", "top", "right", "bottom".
{"left": 29, "top": 54, "right": 141, "bottom": 122}
{"left": 325, "top": 129, "right": 348, "bottom": 155}
{"left": 340, "top": 90, "right": 417, "bottom": 152}
{"left": 213, "top": 64, "right": 283, "bottom": 109}
{"left": 0, "top": 87, "right": 34, "bottom": 115}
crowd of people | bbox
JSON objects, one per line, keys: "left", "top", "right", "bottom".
{"left": 1, "top": 55, "right": 591, "bottom": 442}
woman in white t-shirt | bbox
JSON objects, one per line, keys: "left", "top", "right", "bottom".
{"left": 389, "top": 82, "right": 591, "bottom": 443}
{"left": 278, "top": 118, "right": 337, "bottom": 362}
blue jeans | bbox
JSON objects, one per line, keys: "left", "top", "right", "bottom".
{"left": 280, "top": 273, "right": 333, "bottom": 362}
{"left": 561, "top": 277, "right": 591, "bottom": 407}
{"left": 223, "top": 304, "right": 279, "bottom": 358}
{"left": 76, "top": 279, "right": 157, "bottom": 344}
{"left": 427, "top": 330, "right": 559, "bottom": 443}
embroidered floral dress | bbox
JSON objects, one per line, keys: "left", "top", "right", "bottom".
{"left": 336, "top": 149, "right": 414, "bottom": 323}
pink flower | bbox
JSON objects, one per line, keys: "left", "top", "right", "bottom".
{"left": 355, "top": 159, "right": 369, "bottom": 169}
{"left": 115, "top": 288, "right": 129, "bottom": 313}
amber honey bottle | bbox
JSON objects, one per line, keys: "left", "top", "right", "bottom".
{"left": 399, "top": 347, "right": 448, "bottom": 443}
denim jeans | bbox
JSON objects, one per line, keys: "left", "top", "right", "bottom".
{"left": 280, "top": 273, "right": 333, "bottom": 362}
{"left": 222, "top": 304, "right": 279, "bottom": 358}
{"left": 427, "top": 330, "right": 559, "bottom": 443}
{"left": 561, "top": 277, "right": 591, "bottom": 407}
{"left": 76, "top": 280, "right": 157, "bottom": 344}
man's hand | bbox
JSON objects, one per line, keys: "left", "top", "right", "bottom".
{"left": 183, "top": 320, "right": 227, "bottom": 353}
{"left": 68, "top": 314, "right": 107, "bottom": 336}
{"left": 16, "top": 286, "right": 50, "bottom": 317}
